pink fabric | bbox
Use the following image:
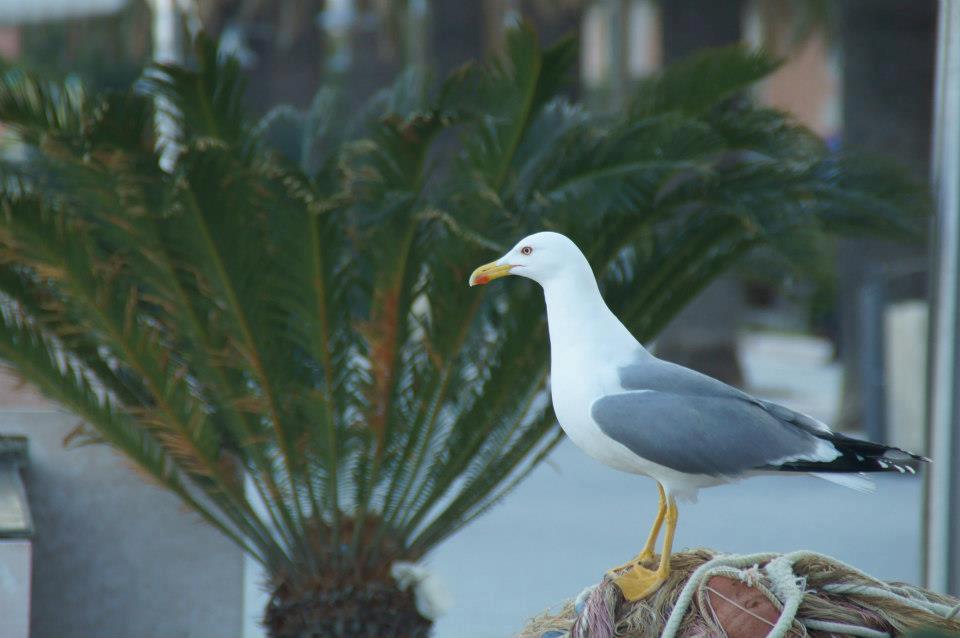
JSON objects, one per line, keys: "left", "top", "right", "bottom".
{"left": 571, "top": 581, "right": 616, "bottom": 638}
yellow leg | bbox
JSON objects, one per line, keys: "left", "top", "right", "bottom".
{"left": 608, "top": 483, "right": 666, "bottom": 573}
{"left": 612, "top": 497, "right": 678, "bottom": 601}
{"left": 637, "top": 483, "right": 667, "bottom": 562}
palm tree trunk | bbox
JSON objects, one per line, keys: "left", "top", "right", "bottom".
{"left": 264, "top": 576, "right": 431, "bottom": 638}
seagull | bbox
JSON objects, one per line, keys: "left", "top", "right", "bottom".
{"left": 469, "top": 231, "right": 927, "bottom": 601}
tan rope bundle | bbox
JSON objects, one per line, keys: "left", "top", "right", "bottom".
{"left": 517, "top": 549, "right": 960, "bottom": 638}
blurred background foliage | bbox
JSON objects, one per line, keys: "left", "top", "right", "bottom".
{"left": 0, "top": 16, "right": 928, "bottom": 634}
{"left": 14, "top": 1, "right": 151, "bottom": 90}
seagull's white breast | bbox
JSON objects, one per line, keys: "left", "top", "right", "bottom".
{"left": 549, "top": 347, "right": 652, "bottom": 474}
{"left": 540, "top": 265, "right": 726, "bottom": 499}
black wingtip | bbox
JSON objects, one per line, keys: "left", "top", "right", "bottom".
{"left": 774, "top": 436, "right": 929, "bottom": 475}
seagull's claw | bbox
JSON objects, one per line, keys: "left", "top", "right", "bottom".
{"left": 607, "top": 550, "right": 657, "bottom": 574}
{"left": 612, "top": 563, "right": 669, "bottom": 601}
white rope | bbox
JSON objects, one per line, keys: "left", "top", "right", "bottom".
{"left": 823, "top": 582, "right": 958, "bottom": 616}
{"left": 802, "top": 619, "right": 890, "bottom": 638}
{"left": 763, "top": 554, "right": 806, "bottom": 638}
{"left": 660, "top": 553, "right": 778, "bottom": 638}
{"left": 655, "top": 550, "right": 958, "bottom": 638}
{"left": 779, "top": 550, "right": 889, "bottom": 586}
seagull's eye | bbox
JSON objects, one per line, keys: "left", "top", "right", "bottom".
{"left": 520, "top": 246, "right": 533, "bottom": 256}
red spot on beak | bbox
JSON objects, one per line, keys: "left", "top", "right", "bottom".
{"left": 475, "top": 275, "right": 490, "bottom": 285}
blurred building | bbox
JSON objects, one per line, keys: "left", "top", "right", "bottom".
{"left": 0, "top": 0, "right": 125, "bottom": 23}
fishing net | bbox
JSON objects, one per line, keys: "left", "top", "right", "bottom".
{"left": 517, "top": 549, "right": 960, "bottom": 638}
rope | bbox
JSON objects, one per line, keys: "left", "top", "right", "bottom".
{"left": 763, "top": 555, "right": 806, "bottom": 638}
{"left": 702, "top": 585, "right": 776, "bottom": 630}
{"left": 823, "top": 583, "right": 956, "bottom": 616}
{"left": 802, "top": 619, "right": 889, "bottom": 637}
{"left": 673, "top": 549, "right": 952, "bottom": 638}
{"left": 543, "top": 550, "right": 960, "bottom": 638}
{"left": 661, "top": 553, "right": 778, "bottom": 638}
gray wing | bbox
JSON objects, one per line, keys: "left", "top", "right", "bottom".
{"left": 619, "top": 353, "right": 831, "bottom": 436}
{"left": 591, "top": 391, "right": 827, "bottom": 476}
{"left": 619, "top": 353, "right": 762, "bottom": 403}
{"left": 590, "top": 354, "right": 834, "bottom": 476}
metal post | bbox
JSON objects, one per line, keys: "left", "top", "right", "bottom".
{"left": 607, "top": 0, "right": 628, "bottom": 109}
{"left": 320, "top": 0, "right": 355, "bottom": 76}
{"left": 924, "top": 0, "right": 960, "bottom": 595}
{"left": 404, "top": 0, "right": 430, "bottom": 69}
{"left": 859, "top": 276, "right": 888, "bottom": 444}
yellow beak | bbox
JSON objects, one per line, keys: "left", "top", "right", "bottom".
{"left": 469, "top": 261, "right": 513, "bottom": 286}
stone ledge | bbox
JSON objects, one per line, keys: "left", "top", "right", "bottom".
{"left": 0, "top": 435, "right": 27, "bottom": 465}
{"left": 0, "top": 435, "right": 31, "bottom": 538}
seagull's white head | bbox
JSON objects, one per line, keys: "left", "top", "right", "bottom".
{"left": 468, "top": 231, "right": 593, "bottom": 288}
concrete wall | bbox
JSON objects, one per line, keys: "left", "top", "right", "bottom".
{"left": 1, "top": 408, "right": 245, "bottom": 638}
{"left": 244, "top": 553, "right": 268, "bottom": 638}
{"left": 0, "top": 540, "right": 30, "bottom": 638}
{"left": 885, "top": 301, "right": 929, "bottom": 454}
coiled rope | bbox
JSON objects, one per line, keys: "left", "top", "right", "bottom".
{"left": 517, "top": 549, "right": 960, "bottom": 638}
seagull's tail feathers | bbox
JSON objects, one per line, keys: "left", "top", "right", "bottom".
{"left": 756, "top": 399, "right": 928, "bottom": 476}
{"left": 809, "top": 472, "right": 876, "bottom": 493}
{"left": 774, "top": 430, "right": 928, "bottom": 476}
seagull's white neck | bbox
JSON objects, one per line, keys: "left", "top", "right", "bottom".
{"left": 540, "top": 269, "right": 645, "bottom": 366}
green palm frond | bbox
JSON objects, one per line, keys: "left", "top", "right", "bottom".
{"left": 0, "top": 69, "right": 87, "bottom": 144}
{"left": 629, "top": 45, "right": 781, "bottom": 117}
{"left": 144, "top": 32, "right": 248, "bottom": 146}
{"left": 439, "top": 24, "right": 576, "bottom": 191}
{"left": 0, "top": 23, "right": 927, "bottom": 614}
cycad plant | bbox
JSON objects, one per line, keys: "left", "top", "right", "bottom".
{"left": 0, "top": 25, "right": 923, "bottom": 637}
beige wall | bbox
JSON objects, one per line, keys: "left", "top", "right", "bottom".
{"left": 757, "top": 31, "right": 841, "bottom": 140}
{"left": 0, "top": 368, "right": 56, "bottom": 410}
